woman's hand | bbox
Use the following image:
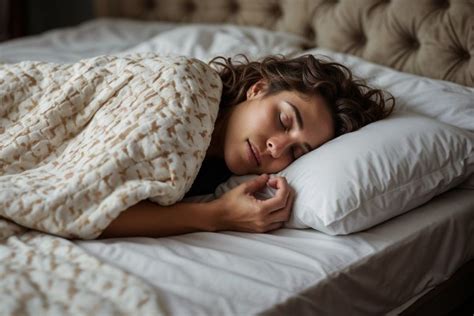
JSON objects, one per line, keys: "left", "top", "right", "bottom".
{"left": 213, "top": 174, "right": 295, "bottom": 233}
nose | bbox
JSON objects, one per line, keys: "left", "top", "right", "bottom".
{"left": 266, "top": 135, "right": 291, "bottom": 159}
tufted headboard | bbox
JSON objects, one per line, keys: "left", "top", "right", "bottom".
{"left": 94, "top": 0, "right": 473, "bottom": 87}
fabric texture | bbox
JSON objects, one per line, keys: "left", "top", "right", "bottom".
{"left": 94, "top": 0, "right": 474, "bottom": 87}
{"left": 0, "top": 53, "right": 222, "bottom": 313}
{"left": 0, "top": 231, "right": 164, "bottom": 314}
{"left": 0, "top": 53, "right": 222, "bottom": 239}
{"left": 77, "top": 188, "right": 474, "bottom": 316}
{"left": 119, "top": 23, "right": 310, "bottom": 62}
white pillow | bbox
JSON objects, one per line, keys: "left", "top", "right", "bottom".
{"left": 215, "top": 112, "right": 474, "bottom": 235}
{"left": 119, "top": 24, "right": 310, "bottom": 62}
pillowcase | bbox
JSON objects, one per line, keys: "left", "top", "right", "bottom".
{"left": 215, "top": 111, "right": 474, "bottom": 235}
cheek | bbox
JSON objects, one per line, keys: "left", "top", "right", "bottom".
{"left": 279, "top": 158, "right": 293, "bottom": 170}
{"left": 234, "top": 104, "right": 269, "bottom": 138}
{"left": 246, "top": 106, "right": 267, "bottom": 126}
{"left": 266, "top": 157, "right": 292, "bottom": 173}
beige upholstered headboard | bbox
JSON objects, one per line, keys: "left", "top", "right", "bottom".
{"left": 94, "top": 0, "right": 473, "bottom": 87}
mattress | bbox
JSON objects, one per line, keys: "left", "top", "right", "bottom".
{"left": 1, "top": 18, "right": 473, "bottom": 315}
{"left": 77, "top": 188, "right": 474, "bottom": 315}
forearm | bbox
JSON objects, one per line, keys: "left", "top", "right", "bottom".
{"left": 98, "top": 199, "right": 223, "bottom": 239}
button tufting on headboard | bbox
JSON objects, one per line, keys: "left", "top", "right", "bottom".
{"left": 437, "top": 0, "right": 450, "bottom": 10}
{"left": 269, "top": 3, "right": 283, "bottom": 19}
{"left": 459, "top": 48, "right": 470, "bottom": 61}
{"left": 357, "top": 33, "right": 367, "bottom": 46}
{"left": 145, "top": 0, "right": 155, "bottom": 10}
{"left": 94, "top": 0, "right": 474, "bottom": 87}
{"left": 406, "top": 36, "right": 420, "bottom": 50}
{"left": 184, "top": 1, "right": 196, "bottom": 13}
{"left": 228, "top": 0, "right": 239, "bottom": 13}
{"left": 304, "top": 25, "right": 315, "bottom": 42}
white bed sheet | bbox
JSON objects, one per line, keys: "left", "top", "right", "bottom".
{"left": 2, "top": 18, "right": 473, "bottom": 315}
{"left": 0, "top": 18, "right": 309, "bottom": 64}
{"left": 0, "top": 18, "right": 177, "bottom": 63}
{"left": 77, "top": 188, "right": 474, "bottom": 315}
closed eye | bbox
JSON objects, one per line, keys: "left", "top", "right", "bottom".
{"left": 279, "top": 113, "right": 298, "bottom": 159}
{"left": 279, "top": 113, "right": 288, "bottom": 130}
{"left": 290, "top": 146, "right": 298, "bottom": 159}
{"left": 293, "top": 146, "right": 307, "bottom": 159}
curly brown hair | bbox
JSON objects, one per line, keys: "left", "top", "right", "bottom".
{"left": 209, "top": 54, "right": 394, "bottom": 136}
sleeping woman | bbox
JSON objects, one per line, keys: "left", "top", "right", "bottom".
{"left": 99, "top": 54, "right": 394, "bottom": 238}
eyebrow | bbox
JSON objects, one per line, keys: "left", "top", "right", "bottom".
{"left": 287, "top": 101, "right": 312, "bottom": 153}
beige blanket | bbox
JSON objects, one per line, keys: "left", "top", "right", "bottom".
{"left": 0, "top": 54, "right": 222, "bottom": 314}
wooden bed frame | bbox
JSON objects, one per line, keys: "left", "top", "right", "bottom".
{"left": 93, "top": 0, "right": 474, "bottom": 314}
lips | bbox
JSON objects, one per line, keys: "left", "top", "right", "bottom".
{"left": 247, "top": 139, "right": 261, "bottom": 166}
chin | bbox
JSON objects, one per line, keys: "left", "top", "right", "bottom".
{"left": 230, "top": 160, "right": 253, "bottom": 175}
{"left": 224, "top": 155, "right": 242, "bottom": 175}
{"left": 224, "top": 146, "right": 246, "bottom": 175}
{"left": 228, "top": 164, "right": 247, "bottom": 175}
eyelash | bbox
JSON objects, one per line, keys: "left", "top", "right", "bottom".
{"left": 278, "top": 113, "right": 288, "bottom": 130}
{"left": 279, "top": 113, "right": 297, "bottom": 159}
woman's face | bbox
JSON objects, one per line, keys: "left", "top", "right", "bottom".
{"left": 221, "top": 82, "right": 335, "bottom": 175}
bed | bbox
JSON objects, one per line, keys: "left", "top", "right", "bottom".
{"left": 1, "top": 0, "right": 473, "bottom": 315}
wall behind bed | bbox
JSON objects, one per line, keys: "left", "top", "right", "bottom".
{"left": 94, "top": 0, "right": 474, "bottom": 87}
{"left": 1, "top": 0, "right": 94, "bottom": 41}
{"left": 24, "top": 0, "right": 94, "bottom": 36}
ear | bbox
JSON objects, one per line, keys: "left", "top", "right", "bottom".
{"left": 246, "top": 79, "right": 268, "bottom": 100}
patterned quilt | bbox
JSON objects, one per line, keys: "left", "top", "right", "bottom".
{"left": 0, "top": 54, "right": 222, "bottom": 314}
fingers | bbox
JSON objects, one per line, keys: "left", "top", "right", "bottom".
{"left": 261, "top": 176, "right": 291, "bottom": 212}
{"left": 268, "top": 188, "right": 294, "bottom": 223}
{"left": 262, "top": 185, "right": 295, "bottom": 233}
{"left": 262, "top": 192, "right": 294, "bottom": 232}
{"left": 243, "top": 174, "right": 269, "bottom": 194}
{"left": 264, "top": 222, "right": 284, "bottom": 232}
{"left": 266, "top": 176, "right": 281, "bottom": 189}
{"left": 226, "top": 175, "right": 294, "bottom": 234}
